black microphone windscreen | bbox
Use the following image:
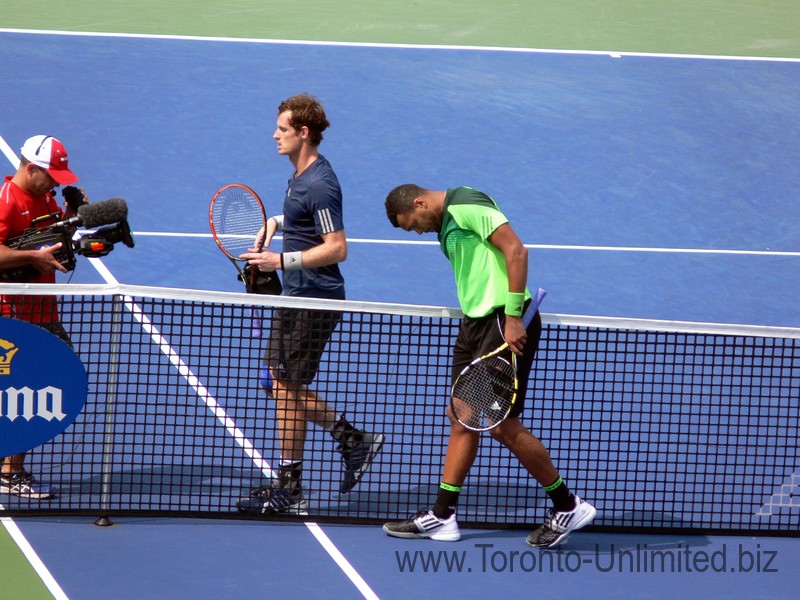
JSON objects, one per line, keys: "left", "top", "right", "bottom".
{"left": 77, "top": 198, "right": 128, "bottom": 228}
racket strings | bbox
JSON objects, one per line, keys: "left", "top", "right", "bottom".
{"left": 452, "top": 356, "right": 516, "bottom": 428}
{"left": 211, "top": 186, "right": 265, "bottom": 257}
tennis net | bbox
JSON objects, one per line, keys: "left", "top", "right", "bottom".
{"left": 1, "top": 283, "right": 798, "bottom": 535}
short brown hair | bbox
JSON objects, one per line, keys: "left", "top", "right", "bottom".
{"left": 278, "top": 93, "right": 330, "bottom": 146}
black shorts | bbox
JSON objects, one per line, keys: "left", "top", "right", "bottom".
{"left": 452, "top": 306, "right": 542, "bottom": 418}
{"left": 264, "top": 307, "right": 341, "bottom": 385}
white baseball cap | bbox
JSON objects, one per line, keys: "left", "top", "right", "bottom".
{"left": 20, "top": 135, "right": 79, "bottom": 185}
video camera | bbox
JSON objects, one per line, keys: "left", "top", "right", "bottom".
{"left": 0, "top": 195, "right": 135, "bottom": 283}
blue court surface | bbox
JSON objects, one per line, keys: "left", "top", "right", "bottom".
{"left": 1, "top": 27, "right": 799, "bottom": 600}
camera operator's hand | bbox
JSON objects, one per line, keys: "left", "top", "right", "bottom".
{"left": 62, "top": 186, "right": 89, "bottom": 216}
{"left": 31, "top": 243, "right": 69, "bottom": 274}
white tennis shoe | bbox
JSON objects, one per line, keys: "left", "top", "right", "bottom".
{"left": 383, "top": 509, "right": 461, "bottom": 541}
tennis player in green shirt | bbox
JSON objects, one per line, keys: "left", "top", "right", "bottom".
{"left": 382, "top": 184, "right": 595, "bottom": 548}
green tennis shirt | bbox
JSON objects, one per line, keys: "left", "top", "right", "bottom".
{"left": 438, "top": 187, "right": 530, "bottom": 318}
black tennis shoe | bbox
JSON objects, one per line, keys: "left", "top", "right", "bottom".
{"left": 526, "top": 496, "right": 596, "bottom": 548}
{"left": 0, "top": 471, "right": 57, "bottom": 499}
{"left": 338, "top": 431, "right": 385, "bottom": 494}
{"left": 236, "top": 483, "right": 308, "bottom": 515}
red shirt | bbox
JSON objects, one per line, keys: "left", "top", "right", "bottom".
{"left": 0, "top": 176, "right": 64, "bottom": 322}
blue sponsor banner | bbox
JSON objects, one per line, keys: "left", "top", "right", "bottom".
{"left": 0, "top": 317, "right": 88, "bottom": 456}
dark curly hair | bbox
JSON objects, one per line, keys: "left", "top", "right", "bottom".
{"left": 385, "top": 183, "right": 427, "bottom": 227}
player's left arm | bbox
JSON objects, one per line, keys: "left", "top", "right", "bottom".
{"left": 488, "top": 222, "right": 528, "bottom": 354}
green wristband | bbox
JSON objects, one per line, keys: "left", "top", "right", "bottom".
{"left": 505, "top": 292, "right": 525, "bottom": 317}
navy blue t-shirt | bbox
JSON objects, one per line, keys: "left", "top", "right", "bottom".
{"left": 281, "top": 154, "right": 346, "bottom": 299}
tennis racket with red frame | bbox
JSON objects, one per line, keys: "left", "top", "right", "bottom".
{"left": 209, "top": 183, "right": 269, "bottom": 288}
{"left": 451, "top": 288, "right": 547, "bottom": 432}
{"left": 209, "top": 184, "right": 279, "bottom": 338}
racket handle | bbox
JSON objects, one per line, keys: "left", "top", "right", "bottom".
{"left": 522, "top": 288, "right": 547, "bottom": 327}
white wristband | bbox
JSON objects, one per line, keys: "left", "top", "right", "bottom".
{"left": 281, "top": 251, "right": 303, "bottom": 270}
{"left": 270, "top": 215, "right": 284, "bottom": 232}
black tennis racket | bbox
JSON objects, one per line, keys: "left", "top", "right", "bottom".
{"left": 451, "top": 288, "right": 547, "bottom": 432}
{"left": 209, "top": 183, "right": 268, "bottom": 288}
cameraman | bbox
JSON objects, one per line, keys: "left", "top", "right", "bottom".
{"left": 0, "top": 134, "right": 84, "bottom": 499}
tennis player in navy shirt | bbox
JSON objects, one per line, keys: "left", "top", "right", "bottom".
{"left": 237, "top": 94, "right": 384, "bottom": 515}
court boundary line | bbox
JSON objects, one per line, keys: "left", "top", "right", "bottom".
{"left": 11, "top": 114, "right": 795, "bottom": 262}
{"left": 0, "top": 507, "right": 69, "bottom": 600}
{"left": 756, "top": 471, "right": 800, "bottom": 517}
{"left": 132, "top": 231, "right": 800, "bottom": 258}
{"left": 2, "top": 28, "right": 800, "bottom": 63}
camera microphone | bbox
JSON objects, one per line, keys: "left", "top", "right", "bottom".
{"left": 49, "top": 198, "right": 128, "bottom": 230}
{"left": 78, "top": 198, "right": 128, "bottom": 228}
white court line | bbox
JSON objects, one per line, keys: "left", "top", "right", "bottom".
{"left": 755, "top": 471, "right": 800, "bottom": 517}
{"left": 1, "top": 506, "right": 69, "bottom": 600}
{"left": 0, "top": 135, "right": 21, "bottom": 168}
{"left": 306, "top": 523, "right": 380, "bottom": 600}
{"left": 2, "top": 27, "right": 800, "bottom": 63}
{"left": 133, "top": 230, "right": 800, "bottom": 257}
